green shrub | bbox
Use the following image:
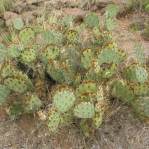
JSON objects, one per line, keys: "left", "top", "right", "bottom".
{"left": 0, "top": 10, "right": 149, "bottom": 136}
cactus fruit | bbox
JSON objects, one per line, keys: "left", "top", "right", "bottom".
{"left": 74, "top": 102, "right": 95, "bottom": 118}
{"left": 48, "top": 109, "right": 61, "bottom": 132}
{"left": 19, "top": 28, "right": 35, "bottom": 46}
{"left": 111, "top": 80, "right": 134, "bottom": 104}
{"left": 52, "top": 86, "right": 76, "bottom": 113}
{"left": 0, "top": 84, "right": 10, "bottom": 105}
{"left": 19, "top": 49, "right": 37, "bottom": 66}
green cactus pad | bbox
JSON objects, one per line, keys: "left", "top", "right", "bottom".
{"left": 84, "top": 13, "right": 99, "bottom": 28}
{"left": 132, "top": 83, "right": 149, "bottom": 96}
{"left": 20, "top": 49, "right": 37, "bottom": 66}
{"left": 98, "top": 48, "right": 125, "bottom": 65}
{"left": 19, "top": 28, "right": 35, "bottom": 45}
{"left": 41, "top": 45, "right": 60, "bottom": 64}
{"left": 92, "top": 112, "right": 103, "bottom": 128}
{"left": 24, "top": 94, "right": 42, "bottom": 113}
{"left": 48, "top": 109, "right": 61, "bottom": 132}
{"left": 7, "top": 44, "right": 22, "bottom": 58}
{"left": 4, "top": 72, "right": 33, "bottom": 93}
{"left": 132, "top": 97, "right": 149, "bottom": 121}
{"left": 52, "top": 86, "right": 76, "bottom": 113}
{"left": 81, "top": 49, "right": 94, "bottom": 69}
{"left": 42, "top": 30, "right": 63, "bottom": 45}
{"left": 0, "top": 84, "right": 10, "bottom": 105}
{"left": 76, "top": 81, "right": 97, "bottom": 97}
{"left": 7, "top": 102, "right": 24, "bottom": 120}
{"left": 47, "top": 60, "right": 75, "bottom": 84}
{"left": 0, "top": 63, "right": 16, "bottom": 78}
{"left": 65, "top": 29, "right": 79, "bottom": 44}
{"left": 74, "top": 102, "right": 95, "bottom": 118}
{"left": 123, "top": 65, "right": 148, "bottom": 83}
{"left": 111, "top": 80, "right": 134, "bottom": 104}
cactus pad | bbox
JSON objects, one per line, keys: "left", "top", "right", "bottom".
{"left": 111, "top": 80, "right": 134, "bottom": 104}
{"left": 0, "top": 84, "right": 10, "bottom": 105}
{"left": 24, "top": 93, "right": 42, "bottom": 113}
{"left": 123, "top": 65, "right": 148, "bottom": 83}
{"left": 19, "top": 28, "right": 35, "bottom": 45}
{"left": 76, "top": 81, "right": 97, "bottom": 97}
{"left": 81, "top": 49, "right": 94, "bottom": 69}
{"left": 48, "top": 109, "right": 61, "bottom": 132}
{"left": 132, "top": 97, "right": 149, "bottom": 121}
{"left": 4, "top": 72, "right": 33, "bottom": 93}
{"left": 84, "top": 13, "right": 99, "bottom": 28}
{"left": 41, "top": 45, "right": 60, "bottom": 64}
{"left": 20, "top": 49, "right": 37, "bottom": 66}
{"left": 74, "top": 102, "right": 95, "bottom": 118}
{"left": 52, "top": 86, "right": 76, "bottom": 113}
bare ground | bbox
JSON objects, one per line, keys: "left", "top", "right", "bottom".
{"left": 0, "top": 0, "right": 149, "bottom": 149}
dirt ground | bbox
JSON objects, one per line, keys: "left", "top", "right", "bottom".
{"left": 0, "top": 0, "right": 149, "bottom": 149}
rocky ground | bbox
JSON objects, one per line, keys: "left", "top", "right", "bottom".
{"left": 0, "top": 0, "right": 149, "bottom": 149}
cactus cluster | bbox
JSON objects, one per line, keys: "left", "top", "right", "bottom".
{"left": 0, "top": 10, "right": 149, "bottom": 136}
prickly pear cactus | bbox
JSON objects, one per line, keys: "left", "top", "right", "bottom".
{"left": 52, "top": 86, "right": 76, "bottom": 113}
{"left": 123, "top": 65, "right": 148, "bottom": 84}
{"left": 40, "top": 45, "right": 60, "bottom": 64}
{"left": 24, "top": 93, "right": 42, "bottom": 113}
{"left": 81, "top": 49, "right": 94, "bottom": 69}
{"left": 110, "top": 80, "right": 134, "bottom": 104}
{"left": 1, "top": 12, "right": 149, "bottom": 136}
{"left": 132, "top": 97, "right": 149, "bottom": 121}
{"left": 48, "top": 108, "right": 61, "bottom": 132}
{"left": 0, "top": 84, "right": 10, "bottom": 105}
{"left": 19, "top": 49, "right": 37, "bottom": 66}
{"left": 4, "top": 71, "right": 33, "bottom": 93}
{"left": 19, "top": 28, "right": 35, "bottom": 46}
{"left": 74, "top": 102, "right": 95, "bottom": 118}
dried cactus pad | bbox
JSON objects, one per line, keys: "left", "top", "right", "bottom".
{"left": 52, "top": 87, "right": 76, "bottom": 113}
{"left": 132, "top": 97, "right": 149, "bottom": 120}
{"left": 74, "top": 102, "right": 95, "bottom": 118}
{"left": 0, "top": 84, "right": 10, "bottom": 105}
{"left": 48, "top": 110, "right": 61, "bottom": 132}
